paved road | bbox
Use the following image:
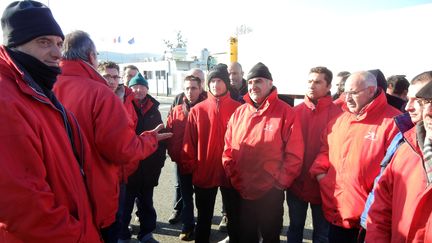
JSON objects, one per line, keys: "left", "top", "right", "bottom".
{"left": 129, "top": 96, "right": 313, "bottom": 243}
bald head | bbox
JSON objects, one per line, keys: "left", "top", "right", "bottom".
{"left": 228, "top": 62, "right": 244, "bottom": 90}
{"left": 189, "top": 68, "right": 205, "bottom": 88}
{"left": 344, "top": 71, "right": 378, "bottom": 114}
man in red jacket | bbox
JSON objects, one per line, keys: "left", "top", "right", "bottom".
{"left": 53, "top": 30, "right": 172, "bottom": 243}
{"left": 167, "top": 75, "right": 206, "bottom": 240}
{"left": 0, "top": 1, "right": 101, "bottom": 242}
{"left": 366, "top": 71, "right": 432, "bottom": 242}
{"left": 223, "top": 62, "right": 304, "bottom": 243}
{"left": 181, "top": 64, "right": 241, "bottom": 243}
{"left": 310, "top": 71, "right": 400, "bottom": 243}
{"left": 288, "top": 66, "right": 342, "bottom": 243}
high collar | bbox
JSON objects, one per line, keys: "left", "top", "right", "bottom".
{"left": 244, "top": 87, "right": 278, "bottom": 111}
{"left": 304, "top": 95, "right": 333, "bottom": 111}
{"left": 344, "top": 89, "right": 390, "bottom": 121}
{"left": 60, "top": 59, "right": 107, "bottom": 86}
{"left": 0, "top": 46, "right": 53, "bottom": 104}
{"left": 207, "top": 90, "right": 232, "bottom": 103}
{"left": 402, "top": 122, "right": 424, "bottom": 156}
{"left": 394, "top": 112, "right": 414, "bottom": 134}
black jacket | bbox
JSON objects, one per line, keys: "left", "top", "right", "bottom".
{"left": 127, "top": 95, "right": 166, "bottom": 188}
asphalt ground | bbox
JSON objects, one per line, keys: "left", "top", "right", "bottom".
{"left": 126, "top": 96, "right": 313, "bottom": 243}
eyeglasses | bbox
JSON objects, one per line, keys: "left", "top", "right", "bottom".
{"left": 417, "top": 98, "right": 432, "bottom": 106}
{"left": 103, "top": 74, "right": 121, "bottom": 80}
{"left": 344, "top": 87, "right": 368, "bottom": 97}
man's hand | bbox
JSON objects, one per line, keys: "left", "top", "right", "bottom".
{"left": 152, "top": 124, "right": 173, "bottom": 141}
{"left": 316, "top": 173, "right": 326, "bottom": 182}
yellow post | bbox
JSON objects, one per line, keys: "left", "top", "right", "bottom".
{"left": 229, "top": 37, "right": 238, "bottom": 62}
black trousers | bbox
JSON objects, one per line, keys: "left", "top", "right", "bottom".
{"left": 194, "top": 186, "right": 241, "bottom": 243}
{"left": 221, "top": 187, "right": 241, "bottom": 243}
{"left": 328, "top": 224, "right": 360, "bottom": 243}
{"left": 238, "top": 188, "right": 284, "bottom": 243}
{"left": 194, "top": 186, "right": 217, "bottom": 243}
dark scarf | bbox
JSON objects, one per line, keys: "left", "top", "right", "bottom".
{"left": 182, "top": 93, "right": 206, "bottom": 116}
{"left": 6, "top": 48, "right": 84, "bottom": 176}
{"left": 7, "top": 47, "right": 61, "bottom": 91}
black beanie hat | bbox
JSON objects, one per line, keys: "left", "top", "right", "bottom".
{"left": 247, "top": 62, "right": 272, "bottom": 80}
{"left": 368, "top": 69, "right": 386, "bottom": 91}
{"left": 1, "top": 1, "right": 64, "bottom": 47}
{"left": 207, "top": 63, "right": 230, "bottom": 88}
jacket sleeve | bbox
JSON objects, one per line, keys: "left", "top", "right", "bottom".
{"left": 166, "top": 107, "right": 178, "bottom": 162}
{"left": 222, "top": 113, "right": 235, "bottom": 178}
{"left": 93, "top": 91, "right": 158, "bottom": 165}
{"left": 180, "top": 109, "right": 198, "bottom": 174}
{"left": 310, "top": 125, "right": 331, "bottom": 178}
{"left": 365, "top": 160, "right": 395, "bottom": 242}
{"left": 0, "top": 109, "right": 83, "bottom": 242}
{"left": 277, "top": 112, "right": 304, "bottom": 188}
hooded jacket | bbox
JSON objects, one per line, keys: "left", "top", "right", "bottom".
{"left": 310, "top": 90, "right": 400, "bottom": 229}
{"left": 0, "top": 46, "right": 101, "bottom": 242}
{"left": 181, "top": 91, "right": 241, "bottom": 188}
{"left": 366, "top": 123, "right": 431, "bottom": 242}
{"left": 53, "top": 59, "right": 158, "bottom": 228}
{"left": 290, "top": 95, "right": 342, "bottom": 204}
{"left": 223, "top": 88, "right": 304, "bottom": 200}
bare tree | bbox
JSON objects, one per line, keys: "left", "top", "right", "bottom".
{"left": 235, "top": 24, "right": 253, "bottom": 36}
{"left": 163, "top": 30, "right": 187, "bottom": 50}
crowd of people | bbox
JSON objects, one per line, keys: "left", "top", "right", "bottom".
{"left": 1, "top": 1, "right": 432, "bottom": 243}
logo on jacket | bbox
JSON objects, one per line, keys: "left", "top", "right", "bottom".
{"left": 263, "top": 123, "right": 273, "bottom": 132}
{"left": 364, "top": 131, "right": 377, "bottom": 141}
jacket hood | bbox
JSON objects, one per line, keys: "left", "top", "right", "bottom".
{"left": 243, "top": 86, "right": 278, "bottom": 110}
{"left": 60, "top": 59, "right": 107, "bottom": 86}
{"left": 345, "top": 89, "right": 395, "bottom": 121}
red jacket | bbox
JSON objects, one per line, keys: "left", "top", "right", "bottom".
{"left": 310, "top": 90, "right": 400, "bottom": 229}
{"left": 223, "top": 88, "right": 304, "bottom": 200}
{"left": 0, "top": 47, "right": 101, "bottom": 242}
{"left": 290, "top": 95, "right": 342, "bottom": 204}
{"left": 166, "top": 104, "right": 187, "bottom": 163}
{"left": 166, "top": 96, "right": 206, "bottom": 163}
{"left": 366, "top": 125, "right": 430, "bottom": 242}
{"left": 406, "top": 184, "right": 432, "bottom": 243}
{"left": 123, "top": 86, "right": 138, "bottom": 127}
{"left": 181, "top": 91, "right": 241, "bottom": 188}
{"left": 333, "top": 92, "right": 346, "bottom": 109}
{"left": 53, "top": 60, "right": 158, "bottom": 228}
{"left": 118, "top": 86, "right": 139, "bottom": 183}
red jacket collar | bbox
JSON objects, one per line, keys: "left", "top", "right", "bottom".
{"left": 206, "top": 90, "right": 232, "bottom": 103}
{"left": 404, "top": 125, "right": 423, "bottom": 155}
{"left": 244, "top": 87, "right": 278, "bottom": 110}
{"left": 0, "top": 46, "right": 52, "bottom": 104}
{"left": 134, "top": 96, "right": 154, "bottom": 115}
{"left": 304, "top": 95, "right": 333, "bottom": 111}
{"left": 60, "top": 59, "right": 108, "bottom": 86}
{"left": 343, "top": 89, "right": 390, "bottom": 121}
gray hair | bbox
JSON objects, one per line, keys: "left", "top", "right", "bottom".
{"left": 62, "top": 30, "right": 96, "bottom": 62}
{"left": 352, "top": 71, "right": 377, "bottom": 88}
{"left": 363, "top": 71, "right": 377, "bottom": 88}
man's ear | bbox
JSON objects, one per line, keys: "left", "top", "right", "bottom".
{"left": 89, "top": 51, "right": 98, "bottom": 69}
